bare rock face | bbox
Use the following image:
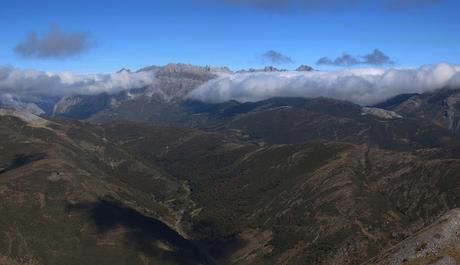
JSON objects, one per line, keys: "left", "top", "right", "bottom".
{"left": 116, "top": 68, "right": 131, "bottom": 73}
{"left": 237, "top": 65, "right": 313, "bottom": 73}
{"left": 52, "top": 93, "right": 111, "bottom": 119}
{"left": 369, "top": 208, "right": 460, "bottom": 265}
{"left": 0, "top": 107, "right": 47, "bottom": 126}
{"left": 361, "top": 107, "right": 403, "bottom": 119}
{"left": 141, "top": 64, "right": 219, "bottom": 101}
{"left": 53, "top": 95, "right": 83, "bottom": 115}
{"left": 138, "top": 63, "right": 232, "bottom": 75}
{"left": 0, "top": 95, "right": 45, "bottom": 115}
{"left": 296, "top": 64, "right": 314, "bottom": 71}
{"left": 236, "top": 66, "right": 288, "bottom": 73}
{"left": 52, "top": 63, "right": 228, "bottom": 119}
{"left": 376, "top": 88, "right": 460, "bottom": 134}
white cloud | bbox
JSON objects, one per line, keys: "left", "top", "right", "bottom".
{"left": 0, "top": 67, "right": 155, "bottom": 98}
{"left": 187, "top": 63, "right": 460, "bottom": 105}
{"left": 2, "top": 63, "right": 460, "bottom": 108}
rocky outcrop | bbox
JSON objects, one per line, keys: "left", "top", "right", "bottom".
{"left": 376, "top": 88, "right": 460, "bottom": 134}
{"left": 52, "top": 63, "right": 227, "bottom": 119}
{"left": 361, "top": 107, "right": 403, "bottom": 119}
{"left": 116, "top": 68, "right": 131, "bottom": 73}
{"left": 236, "top": 66, "right": 288, "bottom": 73}
{"left": 296, "top": 64, "right": 314, "bottom": 71}
{"left": 53, "top": 95, "right": 83, "bottom": 115}
{"left": 0, "top": 107, "right": 48, "bottom": 126}
{"left": 369, "top": 209, "right": 460, "bottom": 265}
{"left": 137, "top": 63, "right": 232, "bottom": 75}
{"left": 236, "top": 65, "right": 313, "bottom": 73}
{"left": 0, "top": 95, "right": 45, "bottom": 115}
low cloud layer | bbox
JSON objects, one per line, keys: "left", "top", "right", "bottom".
{"left": 14, "top": 25, "right": 94, "bottom": 59}
{"left": 317, "top": 49, "right": 394, "bottom": 66}
{"left": 262, "top": 50, "right": 294, "bottom": 64}
{"left": 0, "top": 67, "right": 154, "bottom": 99}
{"left": 188, "top": 63, "right": 460, "bottom": 105}
{"left": 2, "top": 63, "right": 460, "bottom": 109}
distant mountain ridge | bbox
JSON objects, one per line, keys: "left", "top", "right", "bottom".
{"left": 0, "top": 62, "right": 318, "bottom": 116}
{"left": 50, "top": 63, "right": 315, "bottom": 120}
{"left": 376, "top": 88, "right": 460, "bottom": 135}
{"left": 52, "top": 63, "right": 220, "bottom": 119}
{"left": 0, "top": 62, "right": 454, "bottom": 154}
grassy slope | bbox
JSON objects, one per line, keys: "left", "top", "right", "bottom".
{"left": 104, "top": 122, "right": 460, "bottom": 265}
{"left": 2, "top": 113, "right": 460, "bottom": 265}
{"left": 0, "top": 116, "right": 207, "bottom": 265}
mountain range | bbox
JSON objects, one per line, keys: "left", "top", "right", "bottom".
{"left": 1, "top": 63, "right": 460, "bottom": 265}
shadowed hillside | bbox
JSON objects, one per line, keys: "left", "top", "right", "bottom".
{"left": 2, "top": 101, "right": 460, "bottom": 265}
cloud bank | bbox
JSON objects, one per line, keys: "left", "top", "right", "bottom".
{"left": 14, "top": 25, "right": 94, "bottom": 59}
{"left": 188, "top": 63, "right": 460, "bottom": 105}
{"left": 2, "top": 63, "right": 460, "bottom": 109}
{"left": 317, "top": 49, "right": 394, "bottom": 66}
{"left": 0, "top": 67, "right": 155, "bottom": 99}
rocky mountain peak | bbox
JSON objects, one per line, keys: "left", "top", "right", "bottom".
{"left": 116, "top": 68, "right": 132, "bottom": 73}
{"left": 235, "top": 65, "right": 316, "bottom": 73}
{"left": 296, "top": 64, "right": 314, "bottom": 71}
{"left": 137, "top": 63, "right": 233, "bottom": 75}
{"left": 236, "top": 66, "right": 288, "bottom": 73}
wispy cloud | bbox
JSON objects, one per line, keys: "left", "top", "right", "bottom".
{"left": 361, "top": 49, "right": 394, "bottom": 65}
{"left": 317, "top": 49, "right": 394, "bottom": 66}
{"left": 317, "top": 53, "right": 359, "bottom": 67}
{"left": 188, "top": 63, "right": 460, "bottom": 105}
{"left": 14, "top": 24, "right": 95, "bottom": 59}
{"left": 261, "top": 50, "right": 294, "bottom": 64}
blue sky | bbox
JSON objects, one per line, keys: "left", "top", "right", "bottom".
{"left": 0, "top": 0, "right": 459, "bottom": 73}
